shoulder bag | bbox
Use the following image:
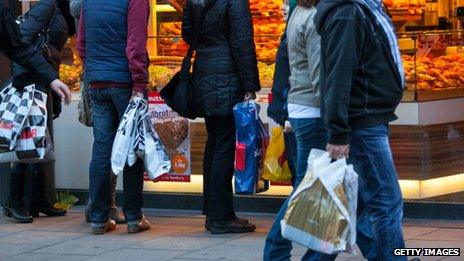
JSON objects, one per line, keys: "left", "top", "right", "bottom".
{"left": 160, "top": 6, "right": 210, "bottom": 120}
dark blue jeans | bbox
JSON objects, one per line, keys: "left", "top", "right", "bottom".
{"left": 350, "top": 125, "right": 406, "bottom": 261}
{"left": 89, "top": 88, "right": 144, "bottom": 226}
{"left": 264, "top": 118, "right": 329, "bottom": 261}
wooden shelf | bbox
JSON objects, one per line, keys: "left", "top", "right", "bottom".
{"left": 416, "top": 87, "right": 464, "bottom": 102}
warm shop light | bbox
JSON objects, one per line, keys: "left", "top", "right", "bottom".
{"left": 399, "top": 173, "right": 464, "bottom": 200}
{"left": 143, "top": 173, "right": 464, "bottom": 200}
{"left": 156, "top": 4, "right": 176, "bottom": 12}
{"left": 398, "top": 180, "right": 421, "bottom": 199}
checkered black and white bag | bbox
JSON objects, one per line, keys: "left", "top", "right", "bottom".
{"left": 0, "top": 84, "right": 34, "bottom": 149}
{"left": 0, "top": 84, "right": 51, "bottom": 163}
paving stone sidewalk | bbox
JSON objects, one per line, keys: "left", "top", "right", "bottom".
{"left": 0, "top": 207, "right": 463, "bottom": 261}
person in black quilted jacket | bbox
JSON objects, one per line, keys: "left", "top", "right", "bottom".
{"left": 183, "top": 0, "right": 260, "bottom": 234}
{"left": 3, "top": 0, "right": 74, "bottom": 224}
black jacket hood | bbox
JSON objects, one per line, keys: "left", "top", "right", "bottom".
{"left": 315, "top": 0, "right": 360, "bottom": 34}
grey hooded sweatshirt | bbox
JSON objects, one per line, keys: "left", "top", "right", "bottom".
{"left": 286, "top": 6, "right": 321, "bottom": 108}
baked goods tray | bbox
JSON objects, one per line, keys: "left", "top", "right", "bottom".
{"left": 416, "top": 87, "right": 464, "bottom": 102}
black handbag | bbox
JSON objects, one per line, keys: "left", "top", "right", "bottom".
{"left": 160, "top": 7, "right": 210, "bottom": 120}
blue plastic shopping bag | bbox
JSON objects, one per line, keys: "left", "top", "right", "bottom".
{"left": 233, "top": 101, "right": 269, "bottom": 195}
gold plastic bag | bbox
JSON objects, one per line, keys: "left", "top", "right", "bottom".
{"left": 281, "top": 149, "right": 358, "bottom": 254}
{"left": 262, "top": 127, "right": 292, "bottom": 182}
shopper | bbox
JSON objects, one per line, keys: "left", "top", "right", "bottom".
{"left": 69, "top": 0, "right": 125, "bottom": 225}
{"left": 2, "top": 0, "right": 73, "bottom": 224}
{"left": 182, "top": 0, "right": 260, "bottom": 234}
{"left": 0, "top": 1, "right": 71, "bottom": 101}
{"left": 77, "top": 0, "right": 150, "bottom": 235}
{"left": 266, "top": 0, "right": 297, "bottom": 186}
{"left": 315, "top": 0, "right": 406, "bottom": 260}
{"left": 263, "top": 0, "right": 330, "bottom": 260}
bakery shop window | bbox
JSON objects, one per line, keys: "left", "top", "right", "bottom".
{"left": 399, "top": 31, "right": 464, "bottom": 102}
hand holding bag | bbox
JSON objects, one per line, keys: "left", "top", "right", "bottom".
{"left": 160, "top": 6, "right": 211, "bottom": 119}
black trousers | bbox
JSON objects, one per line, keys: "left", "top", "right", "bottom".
{"left": 202, "top": 116, "right": 237, "bottom": 222}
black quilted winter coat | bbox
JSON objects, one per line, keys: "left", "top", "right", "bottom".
{"left": 182, "top": 0, "right": 260, "bottom": 117}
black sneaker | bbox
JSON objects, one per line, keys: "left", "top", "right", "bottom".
{"left": 208, "top": 219, "right": 256, "bottom": 234}
{"left": 127, "top": 216, "right": 151, "bottom": 234}
{"left": 91, "top": 220, "right": 116, "bottom": 235}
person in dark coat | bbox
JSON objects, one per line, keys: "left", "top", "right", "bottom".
{"left": 182, "top": 0, "right": 260, "bottom": 234}
{"left": 266, "top": 0, "right": 297, "bottom": 186}
{"left": 3, "top": 0, "right": 73, "bottom": 223}
{"left": 0, "top": 1, "right": 70, "bottom": 99}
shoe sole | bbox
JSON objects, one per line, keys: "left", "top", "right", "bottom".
{"left": 127, "top": 227, "right": 151, "bottom": 234}
{"left": 209, "top": 226, "right": 256, "bottom": 234}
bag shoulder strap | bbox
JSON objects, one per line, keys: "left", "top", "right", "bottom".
{"left": 180, "top": 5, "right": 211, "bottom": 74}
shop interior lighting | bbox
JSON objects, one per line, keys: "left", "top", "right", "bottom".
{"left": 144, "top": 174, "right": 464, "bottom": 200}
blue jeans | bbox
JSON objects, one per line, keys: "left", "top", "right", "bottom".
{"left": 350, "top": 125, "right": 406, "bottom": 261}
{"left": 89, "top": 88, "right": 144, "bottom": 226}
{"left": 264, "top": 118, "right": 330, "bottom": 261}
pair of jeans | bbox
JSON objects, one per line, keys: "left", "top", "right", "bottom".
{"left": 264, "top": 118, "right": 330, "bottom": 261}
{"left": 283, "top": 131, "right": 297, "bottom": 186}
{"left": 202, "top": 116, "right": 236, "bottom": 222}
{"left": 269, "top": 124, "right": 405, "bottom": 261}
{"left": 89, "top": 88, "right": 144, "bottom": 226}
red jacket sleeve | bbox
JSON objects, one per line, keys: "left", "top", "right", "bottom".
{"left": 126, "top": 0, "right": 149, "bottom": 93}
{"left": 76, "top": 9, "right": 85, "bottom": 64}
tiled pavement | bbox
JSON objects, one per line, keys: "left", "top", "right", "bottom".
{"left": 0, "top": 207, "right": 463, "bottom": 261}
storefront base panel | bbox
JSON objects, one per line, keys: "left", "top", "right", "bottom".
{"left": 61, "top": 189, "right": 464, "bottom": 221}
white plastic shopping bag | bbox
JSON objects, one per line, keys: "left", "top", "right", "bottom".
{"left": 0, "top": 83, "right": 35, "bottom": 149}
{"left": 142, "top": 116, "right": 171, "bottom": 180}
{"left": 111, "top": 97, "right": 142, "bottom": 175}
{"left": 0, "top": 86, "right": 52, "bottom": 163}
{"left": 111, "top": 97, "right": 171, "bottom": 178}
{"left": 281, "top": 149, "right": 358, "bottom": 255}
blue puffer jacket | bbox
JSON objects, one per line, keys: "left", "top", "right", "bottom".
{"left": 83, "top": 0, "right": 131, "bottom": 84}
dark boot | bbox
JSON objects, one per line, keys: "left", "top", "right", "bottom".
{"left": 27, "top": 163, "right": 66, "bottom": 218}
{"left": 3, "top": 201, "right": 33, "bottom": 223}
{"left": 5, "top": 164, "right": 32, "bottom": 223}
{"left": 29, "top": 205, "right": 66, "bottom": 218}
{"left": 109, "top": 174, "right": 125, "bottom": 224}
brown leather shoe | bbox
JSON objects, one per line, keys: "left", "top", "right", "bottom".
{"left": 92, "top": 220, "right": 116, "bottom": 235}
{"left": 127, "top": 216, "right": 151, "bottom": 234}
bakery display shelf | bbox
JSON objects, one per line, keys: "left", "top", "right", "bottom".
{"left": 415, "top": 87, "right": 464, "bottom": 102}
